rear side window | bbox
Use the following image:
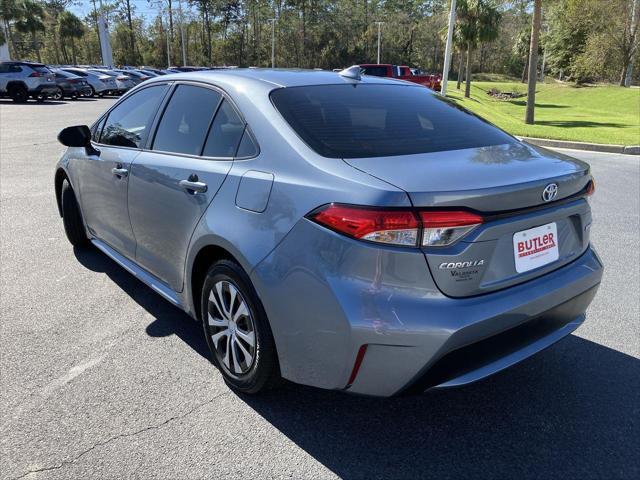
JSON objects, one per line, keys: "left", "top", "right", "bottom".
{"left": 32, "top": 65, "right": 51, "bottom": 74}
{"left": 361, "top": 66, "right": 388, "bottom": 77}
{"left": 153, "top": 85, "right": 221, "bottom": 155}
{"left": 235, "top": 129, "right": 259, "bottom": 157}
{"left": 100, "top": 85, "right": 168, "bottom": 148}
{"left": 270, "top": 84, "right": 514, "bottom": 159}
{"left": 202, "top": 100, "right": 245, "bottom": 157}
{"left": 67, "top": 69, "right": 87, "bottom": 77}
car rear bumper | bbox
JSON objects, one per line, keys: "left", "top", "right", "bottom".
{"left": 252, "top": 219, "right": 603, "bottom": 397}
{"left": 30, "top": 84, "right": 58, "bottom": 95}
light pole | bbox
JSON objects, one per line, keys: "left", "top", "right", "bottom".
{"left": 440, "top": 0, "right": 456, "bottom": 96}
{"left": 178, "top": 0, "right": 187, "bottom": 66}
{"left": 268, "top": 18, "right": 276, "bottom": 68}
{"left": 375, "top": 21, "right": 384, "bottom": 63}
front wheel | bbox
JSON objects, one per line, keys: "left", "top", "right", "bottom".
{"left": 201, "top": 260, "right": 281, "bottom": 394}
{"left": 61, "top": 179, "right": 88, "bottom": 247}
{"left": 51, "top": 88, "right": 63, "bottom": 101}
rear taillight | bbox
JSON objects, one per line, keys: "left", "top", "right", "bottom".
{"left": 29, "top": 72, "right": 44, "bottom": 77}
{"left": 311, "top": 205, "right": 419, "bottom": 246}
{"left": 586, "top": 179, "right": 596, "bottom": 196}
{"left": 309, "top": 204, "right": 483, "bottom": 247}
{"left": 420, "top": 210, "right": 483, "bottom": 247}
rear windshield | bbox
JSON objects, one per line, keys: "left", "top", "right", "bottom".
{"left": 270, "top": 84, "right": 514, "bottom": 159}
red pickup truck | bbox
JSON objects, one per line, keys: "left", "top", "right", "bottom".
{"left": 358, "top": 64, "right": 441, "bottom": 91}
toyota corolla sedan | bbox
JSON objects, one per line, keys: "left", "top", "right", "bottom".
{"left": 54, "top": 68, "right": 603, "bottom": 396}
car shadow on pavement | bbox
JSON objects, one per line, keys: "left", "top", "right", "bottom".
{"left": 73, "top": 246, "right": 210, "bottom": 360}
{"left": 73, "top": 246, "right": 638, "bottom": 479}
{"left": 0, "top": 99, "right": 68, "bottom": 106}
{"left": 234, "top": 335, "right": 639, "bottom": 479}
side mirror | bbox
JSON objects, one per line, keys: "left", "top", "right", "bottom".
{"left": 58, "top": 125, "right": 91, "bottom": 147}
{"left": 58, "top": 125, "right": 100, "bottom": 156}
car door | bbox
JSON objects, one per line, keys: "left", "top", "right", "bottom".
{"left": 74, "top": 84, "right": 169, "bottom": 259}
{"left": 128, "top": 83, "right": 247, "bottom": 292}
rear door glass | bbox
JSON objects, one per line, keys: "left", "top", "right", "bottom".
{"left": 270, "top": 84, "right": 515, "bottom": 158}
{"left": 202, "top": 100, "right": 245, "bottom": 158}
{"left": 152, "top": 85, "right": 222, "bottom": 155}
{"left": 235, "top": 129, "right": 259, "bottom": 158}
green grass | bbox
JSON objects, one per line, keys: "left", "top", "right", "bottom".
{"left": 446, "top": 81, "right": 640, "bottom": 145}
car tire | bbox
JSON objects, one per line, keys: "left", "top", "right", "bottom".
{"left": 52, "top": 88, "right": 63, "bottom": 101}
{"left": 201, "top": 259, "right": 281, "bottom": 394}
{"left": 9, "top": 85, "right": 28, "bottom": 103}
{"left": 61, "top": 179, "right": 88, "bottom": 247}
{"left": 88, "top": 86, "right": 96, "bottom": 97}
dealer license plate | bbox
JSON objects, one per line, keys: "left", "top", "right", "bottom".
{"left": 513, "top": 222, "right": 559, "bottom": 273}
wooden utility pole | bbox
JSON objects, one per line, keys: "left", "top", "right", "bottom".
{"left": 525, "top": 0, "right": 541, "bottom": 125}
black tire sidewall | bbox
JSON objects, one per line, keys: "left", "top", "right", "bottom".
{"left": 61, "top": 179, "right": 88, "bottom": 246}
{"left": 10, "top": 86, "right": 28, "bottom": 103}
{"left": 200, "top": 260, "right": 279, "bottom": 393}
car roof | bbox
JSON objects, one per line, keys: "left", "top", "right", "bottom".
{"left": 1, "top": 61, "right": 46, "bottom": 67}
{"left": 145, "top": 68, "right": 410, "bottom": 90}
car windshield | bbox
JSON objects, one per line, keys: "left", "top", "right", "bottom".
{"left": 270, "top": 84, "right": 515, "bottom": 159}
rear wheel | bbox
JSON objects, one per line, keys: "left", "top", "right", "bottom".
{"left": 51, "top": 88, "right": 63, "bottom": 101}
{"left": 88, "top": 86, "right": 96, "bottom": 97}
{"left": 61, "top": 179, "right": 88, "bottom": 247}
{"left": 9, "top": 85, "right": 28, "bottom": 103}
{"left": 201, "top": 260, "right": 281, "bottom": 394}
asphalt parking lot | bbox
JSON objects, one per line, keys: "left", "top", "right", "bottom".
{"left": 1, "top": 97, "right": 638, "bottom": 480}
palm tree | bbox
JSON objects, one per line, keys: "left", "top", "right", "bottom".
{"left": 456, "top": 0, "right": 501, "bottom": 98}
{"left": 59, "top": 10, "right": 83, "bottom": 64}
{"left": 14, "top": 0, "right": 45, "bottom": 62}
{"left": 0, "top": 0, "right": 21, "bottom": 59}
{"left": 525, "top": 0, "right": 541, "bottom": 124}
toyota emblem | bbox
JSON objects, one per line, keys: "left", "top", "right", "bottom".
{"left": 542, "top": 183, "right": 558, "bottom": 202}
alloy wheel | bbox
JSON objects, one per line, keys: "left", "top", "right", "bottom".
{"left": 207, "top": 280, "right": 256, "bottom": 376}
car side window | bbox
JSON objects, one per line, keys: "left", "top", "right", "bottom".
{"left": 235, "top": 129, "right": 259, "bottom": 158}
{"left": 92, "top": 117, "right": 106, "bottom": 142}
{"left": 202, "top": 99, "right": 245, "bottom": 158}
{"left": 152, "top": 85, "right": 222, "bottom": 155}
{"left": 100, "top": 85, "right": 167, "bottom": 148}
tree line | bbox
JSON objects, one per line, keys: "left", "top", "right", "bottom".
{"left": 1, "top": 0, "right": 638, "bottom": 87}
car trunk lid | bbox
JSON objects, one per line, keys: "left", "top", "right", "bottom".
{"left": 343, "top": 142, "right": 593, "bottom": 297}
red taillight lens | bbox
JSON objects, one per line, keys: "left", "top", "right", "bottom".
{"left": 310, "top": 205, "right": 483, "bottom": 247}
{"left": 311, "top": 204, "right": 420, "bottom": 246}
{"left": 420, "top": 210, "right": 482, "bottom": 247}
{"left": 586, "top": 179, "right": 596, "bottom": 196}
{"left": 29, "top": 72, "right": 43, "bottom": 77}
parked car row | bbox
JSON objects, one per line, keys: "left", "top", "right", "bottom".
{"left": 0, "top": 61, "right": 198, "bottom": 102}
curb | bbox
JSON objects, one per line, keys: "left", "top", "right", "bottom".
{"left": 520, "top": 137, "right": 640, "bottom": 155}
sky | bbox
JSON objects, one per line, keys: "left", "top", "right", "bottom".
{"left": 70, "top": 0, "right": 177, "bottom": 24}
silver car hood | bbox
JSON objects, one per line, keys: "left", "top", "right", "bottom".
{"left": 343, "top": 142, "right": 591, "bottom": 212}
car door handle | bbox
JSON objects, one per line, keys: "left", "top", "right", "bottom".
{"left": 179, "top": 179, "right": 208, "bottom": 194}
{"left": 112, "top": 167, "right": 128, "bottom": 178}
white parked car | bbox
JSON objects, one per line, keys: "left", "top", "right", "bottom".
{"left": 61, "top": 67, "right": 117, "bottom": 97}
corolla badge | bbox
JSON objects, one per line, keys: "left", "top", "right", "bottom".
{"left": 439, "top": 260, "right": 485, "bottom": 269}
{"left": 542, "top": 183, "right": 559, "bottom": 202}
